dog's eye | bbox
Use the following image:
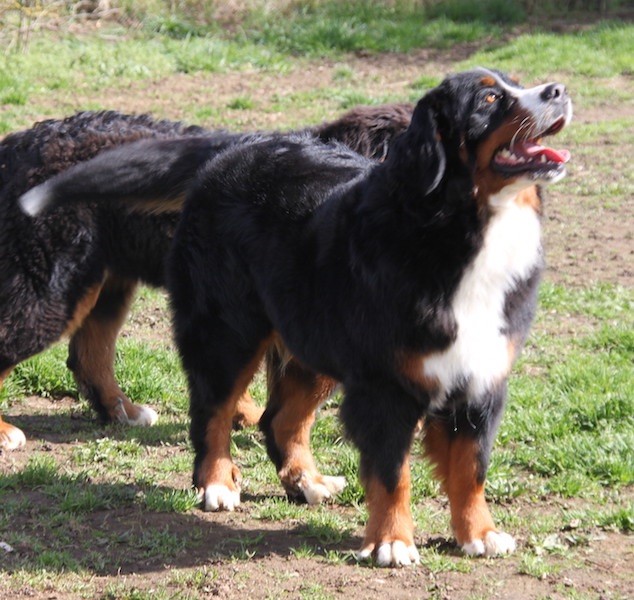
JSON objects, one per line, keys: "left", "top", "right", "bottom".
{"left": 485, "top": 92, "right": 500, "bottom": 104}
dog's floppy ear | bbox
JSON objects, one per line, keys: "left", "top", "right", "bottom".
{"left": 387, "top": 88, "right": 446, "bottom": 196}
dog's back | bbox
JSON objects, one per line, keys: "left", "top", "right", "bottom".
{"left": 312, "top": 103, "right": 413, "bottom": 160}
{"left": 0, "top": 111, "right": 206, "bottom": 198}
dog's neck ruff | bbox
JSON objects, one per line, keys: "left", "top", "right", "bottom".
{"left": 424, "top": 191, "right": 542, "bottom": 406}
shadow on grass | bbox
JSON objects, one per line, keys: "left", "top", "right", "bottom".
{"left": 5, "top": 410, "right": 187, "bottom": 448}
{"left": 0, "top": 477, "right": 367, "bottom": 576}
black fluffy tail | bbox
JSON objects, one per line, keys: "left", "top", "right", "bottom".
{"left": 19, "top": 134, "right": 236, "bottom": 217}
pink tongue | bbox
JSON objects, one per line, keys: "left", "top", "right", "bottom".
{"left": 518, "top": 141, "right": 570, "bottom": 164}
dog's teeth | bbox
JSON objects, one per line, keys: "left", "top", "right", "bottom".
{"left": 540, "top": 155, "right": 547, "bottom": 163}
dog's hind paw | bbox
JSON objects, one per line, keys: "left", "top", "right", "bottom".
{"left": 298, "top": 473, "right": 346, "bottom": 505}
{"left": 0, "top": 421, "right": 26, "bottom": 450}
{"left": 461, "top": 530, "right": 516, "bottom": 557}
{"left": 113, "top": 399, "right": 158, "bottom": 427}
{"left": 126, "top": 405, "right": 159, "bottom": 427}
{"left": 202, "top": 484, "right": 241, "bottom": 512}
{"left": 357, "top": 540, "right": 420, "bottom": 567}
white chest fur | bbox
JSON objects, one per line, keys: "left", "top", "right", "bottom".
{"left": 424, "top": 200, "right": 542, "bottom": 405}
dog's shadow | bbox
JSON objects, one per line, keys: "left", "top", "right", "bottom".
{"left": 0, "top": 473, "right": 366, "bottom": 576}
{"left": 5, "top": 406, "right": 188, "bottom": 448}
{"left": 2, "top": 411, "right": 463, "bottom": 575}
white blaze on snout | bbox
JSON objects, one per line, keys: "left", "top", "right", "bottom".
{"left": 476, "top": 67, "right": 573, "bottom": 128}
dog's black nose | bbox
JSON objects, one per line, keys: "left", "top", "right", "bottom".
{"left": 541, "top": 83, "right": 567, "bottom": 102}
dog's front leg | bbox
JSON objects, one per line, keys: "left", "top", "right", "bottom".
{"left": 342, "top": 380, "right": 422, "bottom": 567}
{"left": 423, "top": 389, "right": 516, "bottom": 556}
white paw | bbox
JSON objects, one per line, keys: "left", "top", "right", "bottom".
{"left": 298, "top": 473, "right": 346, "bottom": 505}
{"left": 462, "top": 531, "right": 516, "bottom": 557}
{"left": 127, "top": 405, "right": 159, "bottom": 427}
{"left": 203, "top": 484, "right": 241, "bottom": 512}
{"left": 0, "top": 424, "right": 26, "bottom": 450}
{"left": 357, "top": 541, "right": 420, "bottom": 567}
{"left": 113, "top": 400, "right": 158, "bottom": 427}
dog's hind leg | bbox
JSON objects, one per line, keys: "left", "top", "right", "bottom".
{"left": 0, "top": 368, "right": 26, "bottom": 450}
{"left": 179, "top": 312, "right": 273, "bottom": 512}
{"left": 260, "top": 348, "right": 344, "bottom": 505}
{"left": 232, "top": 392, "right": 264, "bottom": 429}
{"left": 423, "top": 407, "right": 516, "bottom": 557}
{"left": 67, "top": 276, "right": 158, "bottom": 427}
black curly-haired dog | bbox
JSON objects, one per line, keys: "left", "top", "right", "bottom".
{"left": 23, "top": 68, "right": 572, "bottom": 565}
{"left": 1, "top": 104, "right": 413, "bottom": 450}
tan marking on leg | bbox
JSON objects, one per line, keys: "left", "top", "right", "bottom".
{"left": 423, "top": 421, "right": 495, "bottom": 546}
{"left": 197, "top": 338, "right": 272, "bottom": 496}
{"left": 0, "top": 368, "right": 26, "bottom": 450}
{"left": 363, "top": 458, "right": 414, "bottom": 546}
{"left": 61, "top": 282, "right": 105, "bottom": 338}
{"left": 446, "top": 436, "right": 496, "bottom": 546}
{"left": 359, "top": 456, "right": 418, "bottom": 566}
{"left": 269, "top": 361, "right": 339, "bottom": 501}
{"left": 233, "top": 391, "right": 264, "bottom": 429}
{"left": 68, "top": 278, "right": 156, "bottom": 425}
{"left": 199, "top": 398, "right": 242, "bottom": 494}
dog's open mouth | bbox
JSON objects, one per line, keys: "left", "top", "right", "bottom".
{"left": 492, "top": 118, "right": 570, "bottom": 179}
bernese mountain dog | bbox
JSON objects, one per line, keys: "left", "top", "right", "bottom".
{"left": 0, "top": 104, "right": 412, "bottom": 450}
{"left": 21, "top": 68, "right": 572, "bottom": 566}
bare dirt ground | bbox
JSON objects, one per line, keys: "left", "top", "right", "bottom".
{"left": 1, "top": 50, "right": 632, "bottom": 599}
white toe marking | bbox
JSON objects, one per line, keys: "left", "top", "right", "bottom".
{"left": 462, "top": 539, "right": 486, "bottom": 556}
{"left": 376, "top": 543, "right": 392, "bottom": 567}
{"left": 0, "top": 425, "right": 26, "bottom": 450}
{"left": 462, "top": 531, "right": 516, "bottom": 557}
{"left": 113, "top": 399, "right": 158, "bottom": 427}
{"left": 323, "top": 475, "right": 346, "bottom": 494}
{"left": 391, "top": 541, "right": 411, "bottom": 566}
{"left": 204, "top": 484, "right": 240, "bottom": 512}
{"left": 376, "top": 541, "right": 420, "bottom": 567}
{"left": 484, "top": 530, "right": 516, "bottom": 555}
{"left": 299, "top": 473, "right": 346, "bottom": 505}
{"left": 127, "top": 405, "right": 159, "bottom": 427}
{"left": 356, "top": 546, "right": 373, "bottom": 561}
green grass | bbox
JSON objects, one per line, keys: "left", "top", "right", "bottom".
{"left": 427, "top": 0, "right": 526, "bottom": 23}
{"left": 499, "top": 284, "right": 634, "bottom": 497}
{"left": 2, "top": 3, "right": 630, "bottom": 133}
{"left": 463, "top": 22, "right": 633, "bottom": 78}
